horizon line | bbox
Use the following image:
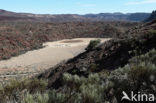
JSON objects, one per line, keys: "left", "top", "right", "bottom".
{"left": 0, "top": 9, "right": 153, "bottom": 15}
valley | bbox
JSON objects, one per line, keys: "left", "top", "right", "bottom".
{"left": 0, "top": 38, "right": 110, "bottom": 82}
{"left": 0, "top": 8, "right": 155, "bottom": 103}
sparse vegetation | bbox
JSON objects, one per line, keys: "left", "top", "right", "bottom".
{"left": 0, "top": 48, "right": 155, "bottom": 103}
{"left": 86, "top": 39, "right": 101, "bottom": 51}
{"left": 145, "top": 10, "right": 156, "bottom": 22}
{"left": 0, "top": 11, "right": 156, "bottom": 103}
{"left": 0, "top": 21, "right": 135, "bottom": 60}
{"left": 35, "top": 28, "right": 156, "bottom": 102}
{"left": 45, "top": 49, "right": 156, "bottom": 103}
{"left": 0, "top": 79, "right": 47, "bottom": 103}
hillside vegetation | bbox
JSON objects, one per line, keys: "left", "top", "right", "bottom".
{"left": 145, "top": 10, "right": 156, "bottom": 22}
{"left": 0, "top": 21, "right": 136, "bottom": 60}
{"left": 0, "top": 18, "right": 155, "bottom": 103}
{"left": 37, "top": 20, "right": 156, "bottom": 102}
{"left": 84, "top": 13, "right": 150, "bottom": 22}
{"left": 0, "top": 11, "right": 156, "bottom": 102}
{"left": 0, "top": 9, "right": 151, "bottom": 22}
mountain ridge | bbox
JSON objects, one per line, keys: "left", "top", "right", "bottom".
{"left": 0, "top": 9, "right": 151, "bottom": 22}
{"left": 144, "top": 10, "right": 156, "bottom": 22}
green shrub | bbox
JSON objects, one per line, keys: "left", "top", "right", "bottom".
{"left": 22, "top": 90, "right": 66, "bottom": 103}
{"left": 1, "top": 49, "right": 156, "bottom": 103}
{"left": 48, "top": 90, "right": 66, "bottom": 103}
{"left": 24, "top": 92, "right": 35, "bottom": 103}
{"left": 57, "top": 49, "right": 156, "bottom": 102}
{"left": 24, "top": 92, "right": 49, "bottom": 103}
{"left": 24, "top": 78, "right": 48, "bottom": 93}
{"left": 0, "top": 78, "right": 48, "bottom": 102}
{"left": 89, "top": 63, "right": 98, "bottom": 72}
{"left": 86, "top": 39, "right": 101, "bottom": 51}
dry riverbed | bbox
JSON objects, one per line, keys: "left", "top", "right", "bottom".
{"left": 0, "top": 38, "right": 110, "bottom": 82}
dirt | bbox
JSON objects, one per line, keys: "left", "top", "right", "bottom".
{"left": 61, "top": 40, "right": 83, "bottom": 43}
{"left": 0, "top": 38, "right": 110, "bottom": 82}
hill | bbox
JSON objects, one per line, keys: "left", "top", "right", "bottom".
{"left": 144, "top": 10, "right": 156, "bottom": 22}
{"left": 0, "top": 9, "right": 151, "bottom": 22}
{"left": 0, "top": 9, "right": 88, "bottom": 22}
{"left": 0, "top": 20, "right": 152, "bottom": 102}
{"left": 39, "top": 20, "right": 156, "bottom": 86}
{"left": 84, "top": 13, "right": 150, "bottom": 22}
{"left": 36, "top": 20, "right": 156, "bottom": 102}
{"left": 0, "top": 10, "right": 156, "bottom": 102}
{"left": 0, "top": 21, "right": 136, "bottom": 60}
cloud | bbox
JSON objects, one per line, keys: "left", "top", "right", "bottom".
{"left": 125, "top": 0, "right": 156, "bottom": 5}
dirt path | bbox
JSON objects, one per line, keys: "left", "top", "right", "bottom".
{"left": 0, "top": 38, "right": 110, "bottom": 82}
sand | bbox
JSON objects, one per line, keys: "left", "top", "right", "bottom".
{"left": 0, "top": 38, "right": 110, "bottom": 79}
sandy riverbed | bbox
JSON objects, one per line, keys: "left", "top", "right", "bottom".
{"left": 0, "top": 38, "right": 110, "bottom": 78}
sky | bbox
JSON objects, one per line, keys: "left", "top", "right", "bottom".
{"left": 0, "top": 0, "right": 156, "bottom": 14}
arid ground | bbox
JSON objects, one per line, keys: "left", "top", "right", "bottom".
{"left": 0, "top": 38, "right": 110, "bottom": 82}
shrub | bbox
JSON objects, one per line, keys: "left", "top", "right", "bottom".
{"left": 86, "top": 39, "right": 101, "bottom": 51}
{"left": 1, "top": 49, "right": 156, "bottom": 103}
{"left": 24, "top": 78, "right": 48, "bottom": 93}
{"left": 56, "top": 49, "right": 156, "bottom": 102}
{"left": 24, "top": 92, "right": 35, "bottom": 103}
{"left": 89, "top": 63, "right": 98, "bottom": 72}
{"left": 24, "top": 92, "right": 49, "bottom": 103}
{"left": 48, "top": 90, "right": 66, "bottom": 103}
{"left": 0, "top": 78, "right": 48, "bottom": 102}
